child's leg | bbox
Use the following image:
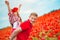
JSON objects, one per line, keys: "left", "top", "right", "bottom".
{"left": 13, "top": 37, "right": 16, "bottom": 40}
{"left": 10, "top": 21, "right": 18, "bottom": 40}
{"left": 10, "top": 23, "right": 13, "bottom": 27}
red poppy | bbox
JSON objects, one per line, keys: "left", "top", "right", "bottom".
{"left": 58, "top": 35, "right": 60, "bottom": 40}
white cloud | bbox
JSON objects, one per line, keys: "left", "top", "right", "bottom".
{"left": 37, "top": 0, "right": 56, "bottom": 5}
{"left": 1, "top": 17, "right": 8, "bottom": 20}
{"left": 21, "top": 0, "right": 38, "bottom": 4}
{"left": 19, "top": 9, "right": 35, "bottom": 21}
{"left": 49, "top": 0, "right": 56, "bottom": 3}
{"left": 21, "top": 9, "right": 33, "bottom": 14}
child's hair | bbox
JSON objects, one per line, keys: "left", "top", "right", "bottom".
{"left": 12, "top": 7, "right": 22, "bottom": 22}
{"left": 17, "top": 12, "right": 22, "bottom": 22}
{"left": 30, "top": 12, "right": 38, "bottom": 17}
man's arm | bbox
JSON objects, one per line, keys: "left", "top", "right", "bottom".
{"left": 10, "top": 27, "right": 22, "bottom": 40}
{"left": 5, "top": 0, "right": 11, "bottom": 12}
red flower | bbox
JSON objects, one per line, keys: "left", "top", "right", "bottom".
{"left": 48, "top": 33, "right": 53, "bottom": 37}
{"left": 58, "top": 35, "right": 60, "bottom": 40}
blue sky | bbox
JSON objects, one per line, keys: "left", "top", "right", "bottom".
{"left": 0, "top": 0, "right": 60, "bottom": 29}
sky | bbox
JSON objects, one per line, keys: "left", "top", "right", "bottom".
{"left": 0, "top": 0, "right": 60, "bottom": 29}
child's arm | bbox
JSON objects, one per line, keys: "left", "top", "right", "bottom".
{"left": 18, "top": 4, "right": 22, "bottom": 22}
{"left": 18, "top": 4, "right": 22, "bottom": 12}
{"left": 5, "top": 1, "right": 11, "bottom": 12}
{"left": 9, "top": 27, "right": 22, "bottom": 40}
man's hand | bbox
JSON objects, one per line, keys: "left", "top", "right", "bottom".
{"left": 5, "top": 1, "right": 9, "bottom": 6}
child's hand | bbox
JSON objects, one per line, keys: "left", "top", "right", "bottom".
{"left": 5, "top": 1, "right": 9, "bottom": 5}
{"left": 19, "top": 4, "right": 22, "bottom": 8}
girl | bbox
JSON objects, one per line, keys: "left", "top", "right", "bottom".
{"left": 5, "top": 0, "right": 22, "bottom": 40}
{"left": 5, "top": 0, "right": 22, "bottom": 28}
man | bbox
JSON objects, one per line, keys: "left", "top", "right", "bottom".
{"left": 10, "top": 13, "right": 38, "bottom": 40}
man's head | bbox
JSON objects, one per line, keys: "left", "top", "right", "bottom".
{"left": 29, "top": 12, "right": 38, "bottom": 23}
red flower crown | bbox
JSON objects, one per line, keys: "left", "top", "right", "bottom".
{"left": 12, "top": 7, "right": 18, "bottom": 13}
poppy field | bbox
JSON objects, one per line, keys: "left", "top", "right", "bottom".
{"left": 0, "top": 9, "right": 60, "bottom": 40}
{"left": 28, "top": 9, "right": 60, "bottom": 40}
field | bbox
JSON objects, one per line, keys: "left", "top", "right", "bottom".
{"left": 0, "top": 9, "right": 60, "bottom": 40}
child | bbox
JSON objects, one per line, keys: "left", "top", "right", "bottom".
{"left": 5, "top": 0, "right": 22, "bottom": 40}
{"left": 10, "top": 13, "right": 38, "bottom": 40}
{"left": 5, "top": 0, "right": 22, "bottom": 28}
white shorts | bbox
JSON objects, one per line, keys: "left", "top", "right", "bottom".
{"left": 13, "top": 21, "right": 19, "bottom": 29}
